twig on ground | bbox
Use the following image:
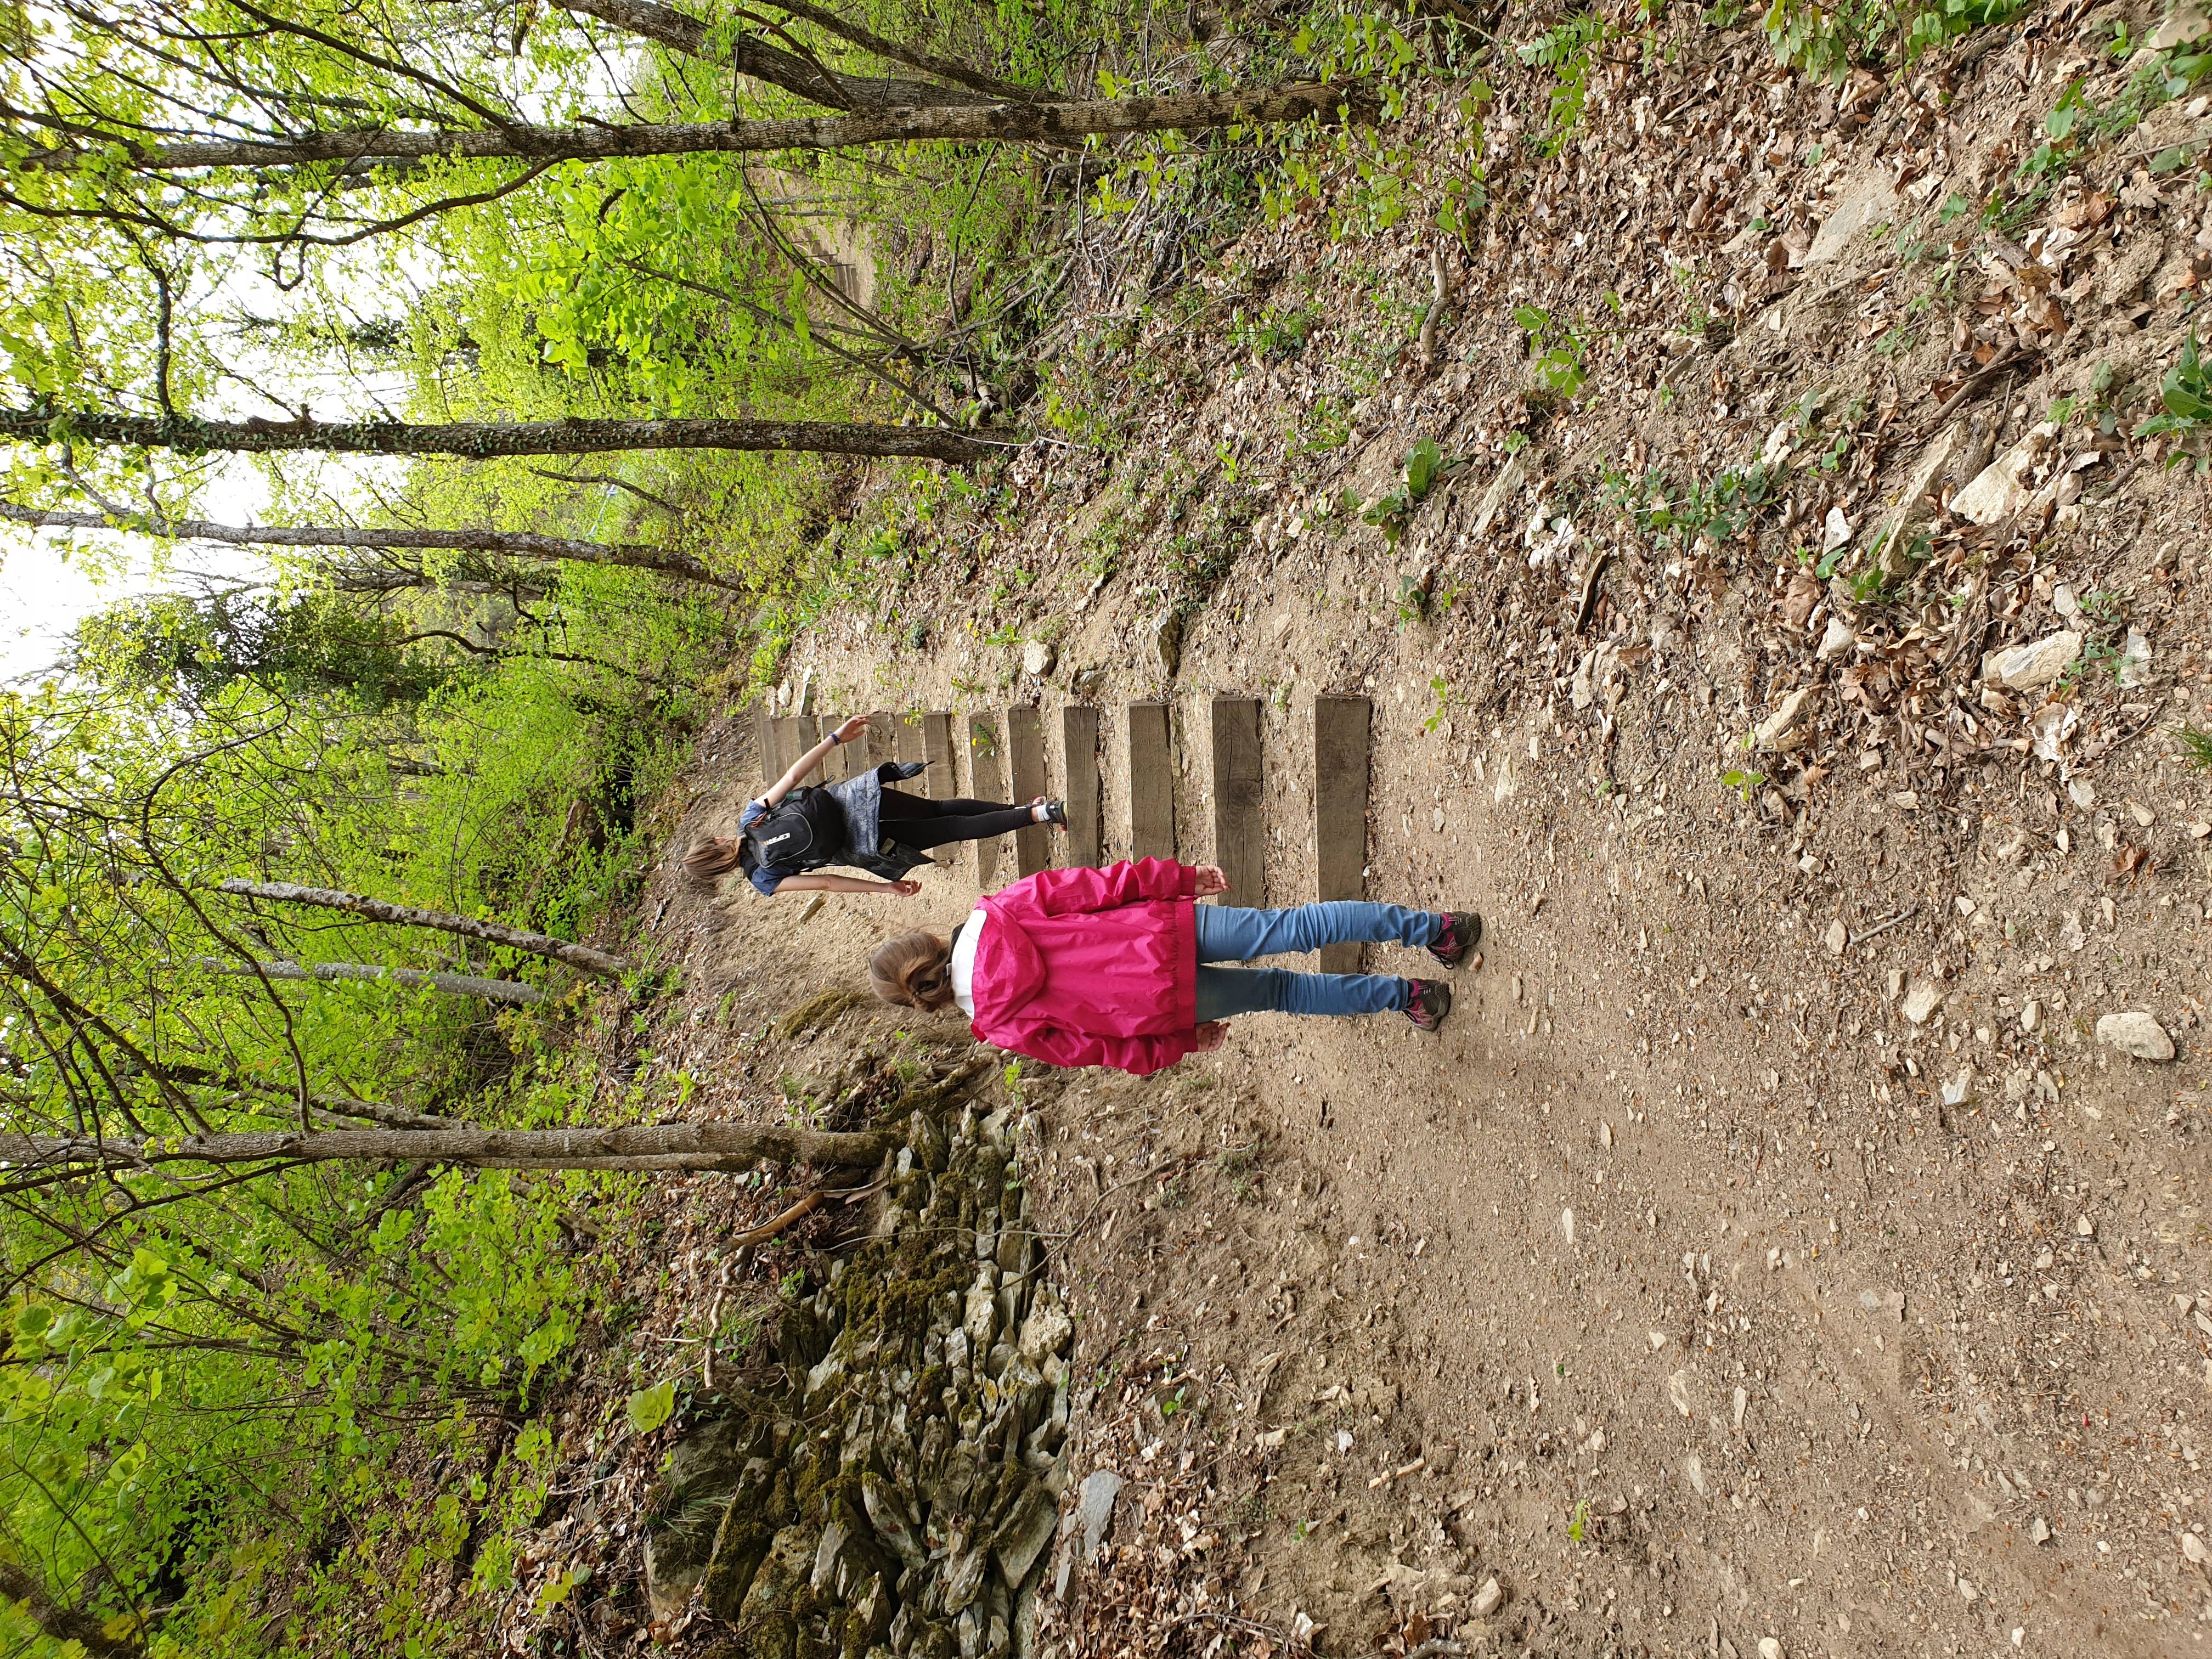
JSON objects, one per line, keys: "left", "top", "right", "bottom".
{"left": 1849, "top": 905, "right": 1919, "bottom": 947}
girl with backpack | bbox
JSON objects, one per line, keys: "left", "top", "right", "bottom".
{"left": 685, "top": 714, "right": 1064, "bottom": 899}
{"left": 866, "top": 855, "right": 1477, "bottom": 1073}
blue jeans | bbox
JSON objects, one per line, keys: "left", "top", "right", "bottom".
{"left": 1192, "top": 902, "right": 1441, "bottom": 1020}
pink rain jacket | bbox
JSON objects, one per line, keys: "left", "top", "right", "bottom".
{"left": 967, "top": 857, "right": 1199, "bottom": 1074}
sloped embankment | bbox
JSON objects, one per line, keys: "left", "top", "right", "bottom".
{"left": 641, "top": 1087, "right": 1074, "bottom": 1659}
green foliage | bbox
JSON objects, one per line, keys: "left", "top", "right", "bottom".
{"left": 1356, "top": 437, "right": 1452, "bottom": 545}
{"left": 1720, "top": 766, "right": 1767, "bottom": 799}
{"left": 625, "top": 1379, "right": 678, "bottom": 1434}
{"left": 1255, "top": 8, "right": 1488, "bottom": 241}
{"left": 1761, "top": 0, "right": 2024, "bottom": 81}
{"left": 2179, "top": 726, "right": 2212, "bottom": 770}
{"left": 1515, "top": 305, "right": 1588, "bottom": 400}
{"left": 1605, "top": 460, "right": 1776, "bottom": 544}
{"left": 2135, "top": 329, "right": 2212, "bottom": 469}
{"left": 2020, "top": 47, "right": 2212, "bottom": 187}
{"left": 1517, "top": 13, "right": 1610, "bottom": 151}
{"left": 1229, "top": 302, "right": 1319, "bottom": 361}
{"left": 75, "top": 589, "right": 466, "bottom": 708}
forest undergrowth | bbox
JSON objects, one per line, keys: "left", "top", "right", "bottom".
{"left": 4, "top": 0, "right": 2211, "bottom": 1652}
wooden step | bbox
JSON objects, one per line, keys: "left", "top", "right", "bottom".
{"left": 895, "top": 710, "right": 927, "bottom": 771}
{"left": 864, "top": 710, "right": 898, "bottom": 772}
{"left": 754, "top": 704, "right": 779, "bottom": 784}
{"left": 1060, "top": 706, "right": 1103, "bottom": 868}
{"left": 1007, "top": 705, "right": 1049, "bottom": 877}
{"left": 968, "top": 713, "right": 1006, "bottom": 887}
{"left": 920, "top": 712, "right": 957, "bottom": 799}
{"left": 1209, "top": 697, "right": 1265, "bottom": 907}
{"left": 772, "top": 716, "right": 824, "bottom": 786}
{"left": 1312, "top": 696, "right": 1372, "bottom": 973}
{"left": 825, "top": 718, "right": 862, "bottom": 783}
{"left": 1127, "top": 702, "right": 1176, "bottom": 863}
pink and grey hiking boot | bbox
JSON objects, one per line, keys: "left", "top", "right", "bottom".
{"left": 1428, "top": 911, "right": 1483, "bottom": 969}
{"left": 1404, "top": 979, "right": 1452, "bottom": 1031}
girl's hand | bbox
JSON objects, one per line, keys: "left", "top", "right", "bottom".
{"left": 1192, "top": 864, "right": 1230, "bottom": 896}
{"left": 836, "top": 713, "right": 870, "bottom": 743}
{"left": 1193, "top": 1021, "right": 1228, "bottom": 1051}
{"left": 888, "top": 879, "right": 921, "bottom": 896}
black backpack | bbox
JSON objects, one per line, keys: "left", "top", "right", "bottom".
{"left": 745, "top": 787, "right": 846, "bottom": 870}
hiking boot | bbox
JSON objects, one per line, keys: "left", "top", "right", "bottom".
{"left": 1428, "top": 910, "right": 1483, "bottom": 969}
{"left": 1041, "top": 799, "right": 1068, "bottom": 826}
{"left": 1404, "top": 979, "right": 1452, "bottom": 1031}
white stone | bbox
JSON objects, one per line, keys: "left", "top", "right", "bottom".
{"left": 1901, "top": 978, "right": 1944, "bottom": 1025}
{"left": 1668, "top": 1367, "right": 1695, "bottom": 1419}
{"left": 1022, "top": 639, "right": 1057, "bottom": 677}
{"left": 1817, "top": 614, "right": 1857, "bottom": 661}
{"left": 1821, "top": 505, "right": 1853, "bottom": 552}
{"left": 2118, "top": 627, "right": 2152, "bottom": 689}
{"left": 1759, "top": 1640, "right": 1784, "bottom": 1659}
{"left": 2183, "top": 1531, "right": 2211, "bottom": 1566}
{"left": 2021, "top": 998, "right": 2042, "bottom": 1033}
{"left": 2097, "top": 1011, "right": 2176, "bottom": 1062}
{"left": 1753, "top": 685, "right": 1819, "bottom": 752}
{"left": 1953, "top": 424, "right": 2059, "bottom": 524}
{"left": 1018, "top": 1300, "right": 1073, "bottom": 1362}
{"left": 1471, "top": 1577, "right": 1503, "bottom": 1617}
{"left": 2149, "top": 0, "right": 2209, "bottom": 49}
{"left": 1825, "top": 918, "right": 1848, "bottom": 956}
{"left": 1870, "top": 421, "right": 1962, "bottom": 574}
{"left": 1561, "top": 1207, "right": 1576, "bottom": 1245}
{"left": 1805, "top": 171, "right": 1900, "bottom": 266}
{"left": 1983, "top": 630, "right": 2084, "bottom": 692}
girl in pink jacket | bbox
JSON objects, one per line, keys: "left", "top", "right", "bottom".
{"left": 867, "top": 857, "right": 1477, "bottom": 1074}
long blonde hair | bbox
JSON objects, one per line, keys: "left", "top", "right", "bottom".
{"left": 870, "top": 931, "right": 955, "bottom": 1011}
{"left": 682, "top": 836, "right": 745, "bottom": 883}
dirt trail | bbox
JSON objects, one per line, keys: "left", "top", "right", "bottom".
{"left": 650, "top": 12, "right": 2212, "bottom": 1654}
{"left": 676, "top": 627, "right": 2207, "bottom": 1659}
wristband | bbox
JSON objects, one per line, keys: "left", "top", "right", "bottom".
{"left": 830, "top": 730, "right": 842, "bottom": 743}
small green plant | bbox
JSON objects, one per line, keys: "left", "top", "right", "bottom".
{"left": 1568, "top": 1497, "right": 1590, "bottom": 1542}
{"left": 2135, "top": 329, "right": 2212, "bottom": 470}
{"left": 1606, "top": 461, "right": 1775, "bottom": 545}
{"left": 624, "top": 1379, "right": 678, "bottom": 1434}
{"left": 1720, "top": 766, "right": 1766, "bottom": 801}
{"left": 1515, "top": 304, "right": 1588, "bottom": 399}
{"left": 1517, "top": 13, "right": 1609, "bottom": 150}
{"left": 2179, "top": 727, "right": 2212, "bottom": 770}
{"left": 1395, "top": 573, "right": 1430, "bottom": 626}
{"left": 1229, "top": 302, "right": 1318, "bottom": 362}
{"left": 1422, "top": 673, "right": 1456, "bottom": 734}
{"left": 1360, "top": 438, "right": 1452, "bottom": 545}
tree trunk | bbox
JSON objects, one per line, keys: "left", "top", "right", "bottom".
{"left": 20, "top": 83, "right": 1370, "bottom": 173}
{"left": 0, "top": 1565, "right": 140, "bottom": 1659}
{"left": 188, "top": 956, "right": 546, "bottom": 1005}
{"left": 0, "top": 1121, "right": 895, "bottom": 1176}
{"left": 560, "top": 0, "right": 1004, "bottom": 111}
{"left": 0, "top": 501, "right": 739, "bottom": 589}
{"left": 0, "top": 410, "right": 996, "bottom": 465}
{"left": 217, "top": 879, "right": 629, "bottom": 979}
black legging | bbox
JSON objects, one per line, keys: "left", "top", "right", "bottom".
{"left": 877, "top": 788, "right": 1035, "bottom": 850}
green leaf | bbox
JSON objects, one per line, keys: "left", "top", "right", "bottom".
{"left": 625, "top": 1379, "right": 676, "bottom": 1434}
